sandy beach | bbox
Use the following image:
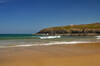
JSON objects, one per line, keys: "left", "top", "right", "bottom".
{"left": 0, "top": 43, "right": 100, "bottom": 66}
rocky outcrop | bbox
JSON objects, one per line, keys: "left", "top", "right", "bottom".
{"left": 36, "top": 22, "right": 100, "bottom": 36}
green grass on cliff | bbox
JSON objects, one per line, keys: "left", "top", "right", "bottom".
{"left": 43, "top": 23, "right": 100, "bottom": 30}
{"left": 37, "top": 22, "right": 100, "bottom": 34}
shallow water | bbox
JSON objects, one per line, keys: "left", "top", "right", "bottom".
{"left": 0, "top": 34, "right": 99, "bottom": 48}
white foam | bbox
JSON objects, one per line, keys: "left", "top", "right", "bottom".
{"left": 96, "top": 36, "right": 100, "bottom": 39}
{"left": 0, "top": 41, "right": 91, "bottom": 48}
{"left": 96, "top": 38, "right": 100, "bottom": 39}
{"left": 43, "top": 41, "right": 90, "bottom": 45}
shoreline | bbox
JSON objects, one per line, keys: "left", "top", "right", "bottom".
{"left": 0, "top": 41, "right": 100, "bottom": 48}
{"left": 35, "top": 33, "right": 100, "bottom": 36}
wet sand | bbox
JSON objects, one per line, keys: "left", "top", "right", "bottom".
{"left": 0, "top": 43, "right": 100, "bottom": 66}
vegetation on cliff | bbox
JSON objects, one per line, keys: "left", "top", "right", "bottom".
{"left": 37, "top": 22, "right": 100, "bottom": 36}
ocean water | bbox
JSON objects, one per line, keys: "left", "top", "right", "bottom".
{"left": 0, "top": 34, "right": 99, "bottom": 48}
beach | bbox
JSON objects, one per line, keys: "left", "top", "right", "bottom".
{"left": 0, "top": 43, "right": 100, "bottom": 66}
{"left": 0, "top": 0, "right": 100, "bottom": 65}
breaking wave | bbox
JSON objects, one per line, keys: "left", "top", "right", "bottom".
{"left": 0, "top": 41, "right": 91, "bottom": 48}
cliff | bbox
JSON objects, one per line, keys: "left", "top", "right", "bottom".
{"left": 36, "top": 22, "right": 100, "bottom": 36}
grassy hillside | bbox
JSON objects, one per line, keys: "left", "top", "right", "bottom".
{"left": 36, "top": 22, "right": 100, "bottom": 36}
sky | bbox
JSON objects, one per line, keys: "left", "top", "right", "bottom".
{"left": 0, "top": 0, "right": 100, "bottom": 34}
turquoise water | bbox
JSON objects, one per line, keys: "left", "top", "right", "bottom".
{"left": 0, "top": 34, "right": 99, "bottom": 48}
{"left": 0, "top": 34, "right": 39, "bottom": 39}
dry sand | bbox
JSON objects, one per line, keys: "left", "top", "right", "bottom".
{"left": 0, "top": 43, "right": 100, "bottom": 66}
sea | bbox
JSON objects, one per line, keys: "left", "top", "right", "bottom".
{"left": 0, "top": 34, "right": 99, "bottom": 48}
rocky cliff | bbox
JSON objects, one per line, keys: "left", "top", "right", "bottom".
{"left": 36, "top": 22, "right": 100, "bottom": 36}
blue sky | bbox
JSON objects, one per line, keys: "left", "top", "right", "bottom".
{"left": 0, "top": 0, "right": 100, "bottom": 34}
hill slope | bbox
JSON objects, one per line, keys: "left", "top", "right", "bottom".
{"left": 36, "top": 22, "right": 100, "bottom": 36}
